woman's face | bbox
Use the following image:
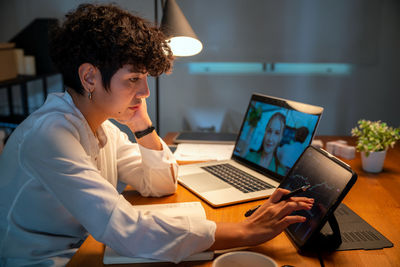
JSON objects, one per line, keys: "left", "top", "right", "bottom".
{"left": 93, "top": 64, "right": 150, "bottom": 121}
{"left": 263, "top": 116, "right": 284, "bottom": 154}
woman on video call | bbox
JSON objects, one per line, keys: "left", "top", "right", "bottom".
{"left": 246, "top": 112, "right": 287, "bottom": 175}
{"left": 0, "top": 4, "right": 313, "bottom": 266}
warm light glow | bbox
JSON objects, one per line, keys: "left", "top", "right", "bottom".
{"left": 168, "top": 36, "right": 203, "bottom": 57}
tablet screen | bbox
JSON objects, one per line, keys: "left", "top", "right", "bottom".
{"left": 279, "top": 146, "right": 356, "bottom": 247}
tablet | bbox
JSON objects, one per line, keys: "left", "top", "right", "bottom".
{"left": 279, "top": 145, "right": 357, "bottom": 251}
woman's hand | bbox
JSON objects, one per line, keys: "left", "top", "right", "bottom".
{"left": 115, "top": 98, "right": 152, "bottom": 132}
{"left": 241, "top": 188, "right": 313, "bottom": 246}
{"left": 115, "top": 98, "right": 162, "bottom": 150}
{"left": 209, "top": 188, "right": 314, "bottom": 250}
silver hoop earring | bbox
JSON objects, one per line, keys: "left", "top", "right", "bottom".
{"left": 88, "top": 92, "right": 92, "bottom": 100}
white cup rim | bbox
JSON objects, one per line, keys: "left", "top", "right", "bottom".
{"left": 212, "top": 251, "right": 278, "bottom": 267}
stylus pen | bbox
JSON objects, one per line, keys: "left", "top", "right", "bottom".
{"left": 244, "top": 184, "right": 311, "bottom": 217}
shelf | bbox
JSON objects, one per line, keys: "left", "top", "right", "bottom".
{"left": 0, "top": 72, "right": 61, "bottom": 129}
{"left": 0, "top": 115, "right": 25, "bottom": 128}
{"left": 0, "top": 73, "right": 58, "bottom": 87}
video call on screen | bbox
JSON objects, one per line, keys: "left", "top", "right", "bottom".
{"left": 233, "top": 100, "right": 319, "bottom": 176}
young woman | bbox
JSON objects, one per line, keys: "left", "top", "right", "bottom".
{"left": 0, "top": 4, "right": 313, "bottom": 266}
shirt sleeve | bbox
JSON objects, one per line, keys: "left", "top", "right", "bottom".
{"left": 20, "top": 118, "right": 215, "bottom": 263}
{"left": 114, "top": 125, "right": 178, "bottom": 197}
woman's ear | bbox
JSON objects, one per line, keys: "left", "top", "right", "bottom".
{"left": 78, "top": 63, "right": 97, "bottom": 94}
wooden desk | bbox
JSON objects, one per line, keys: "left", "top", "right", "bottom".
{"left": 67, "top": 135, "right": 400, "bottom": 267}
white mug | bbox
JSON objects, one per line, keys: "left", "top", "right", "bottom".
{"left": 212, "top": 251, "right": 278, "bottom": 267}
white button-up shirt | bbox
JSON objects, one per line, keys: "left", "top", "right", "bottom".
{"left": 0, "top": 92, "right": 216, "bottom": 266}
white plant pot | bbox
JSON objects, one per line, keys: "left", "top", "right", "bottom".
{"left": 361, "top": 150, "right": 387, "bottom": 173}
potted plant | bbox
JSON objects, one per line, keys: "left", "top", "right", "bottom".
{"left": 351, "top": 119, "right": 400, "bottom": 173}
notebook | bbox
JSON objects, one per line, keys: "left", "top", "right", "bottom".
{"left": 178, "top": 93, "right": 323, "bottom": 207}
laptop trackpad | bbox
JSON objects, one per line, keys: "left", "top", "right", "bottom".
{"left": 181, "top": 173, "right": 230, "bottom": 193}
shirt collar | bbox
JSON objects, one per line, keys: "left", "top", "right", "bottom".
{"left": 63, "top": 91, "right": 108, "bottom": 149}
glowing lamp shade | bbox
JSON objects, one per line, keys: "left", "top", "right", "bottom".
{"left": 167, "top": 36, "right": 202, "bottom": 56}
{"left": 161, "top": 0, "right": 202, "bottom": 57}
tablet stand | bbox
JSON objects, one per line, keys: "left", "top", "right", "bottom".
{"left": 302, "top": 214, "right": 342, "bottom": 252}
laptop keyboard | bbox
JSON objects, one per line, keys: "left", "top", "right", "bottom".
{"left": 201, "top": 163, "right": 274, "bottom": 193}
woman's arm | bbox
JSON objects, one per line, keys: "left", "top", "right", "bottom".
{"left": 20, "top": 118, "right": 207, "bottom": 263}
{"left": 117, "top": 97, "right": 162, "bottom": 151}
{"left": 114, "top": 98, "right": 178, "bottom": 197}
{"left": 112, "top": 125, "right": 178, "bottom": 197}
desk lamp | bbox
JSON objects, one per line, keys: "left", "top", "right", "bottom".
{"left": 154, "top": 0, "right": 202, "bottom": 133}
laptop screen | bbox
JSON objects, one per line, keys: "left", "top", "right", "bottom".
{"left": 232, "top": 94, "right": 323, "bottom": 180}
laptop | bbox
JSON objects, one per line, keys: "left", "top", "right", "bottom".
{"left": 178, "top": 93, "right": 323, "bottom": 207}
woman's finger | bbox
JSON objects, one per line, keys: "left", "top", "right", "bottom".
{"left": 275, "top": 200, "right": 313, "bottom": 220}
{"left": 279, "top": 215, "right": 307, "bottom": 229}
{"left": 269, "top": 188, "right": 291, "bottom": 203}
{"left": 287, "top": 196, "right": 314, "bottom": 204}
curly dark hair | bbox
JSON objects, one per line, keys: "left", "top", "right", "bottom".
{"left": 49, "top": 3, "right": 173, "bottom": 94}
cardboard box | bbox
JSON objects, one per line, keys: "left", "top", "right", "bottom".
{"left": 0, "top": 43, "right": 18, "bottom": 82}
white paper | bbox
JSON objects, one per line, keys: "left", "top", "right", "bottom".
{"left": 133, "top": 201, "right": 206, "bottom": 220}
{"left": 174, "top": 143, "right": 234, "bottom": 161}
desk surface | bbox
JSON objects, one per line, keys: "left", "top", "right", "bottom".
{"left": 67, "top": 135, "right": 400, "bottom": 267}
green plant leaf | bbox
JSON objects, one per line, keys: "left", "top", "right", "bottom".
{"left": 351, "top": 119, "right": 400, "bottom": 153}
